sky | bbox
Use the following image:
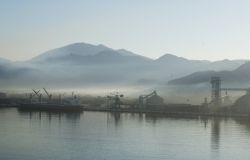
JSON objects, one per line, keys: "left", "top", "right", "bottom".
{"left": 1, "top": 0, "right": 250, "bottom": 61}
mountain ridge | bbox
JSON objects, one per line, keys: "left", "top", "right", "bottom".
{"left": 0, "top": 42, "right": 248, "bottom": 89}
{"left": 168, "top": 61, "right": 250, "bottom": 85}
{"left": 0, "top": 42, "right": 247, "bottom": 64}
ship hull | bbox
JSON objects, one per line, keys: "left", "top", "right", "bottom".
{"left": 18, "top": 103, "right": 84, "bottom": 112}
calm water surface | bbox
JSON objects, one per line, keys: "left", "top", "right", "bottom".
{"left": 1, "top": 107, "right": 250, "bottom": 160}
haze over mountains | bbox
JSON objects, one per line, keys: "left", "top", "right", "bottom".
{"left": 0, "top": 42, "right": 247, "bottom": 92}
{"left": 169, "top": 61, "right": 250, "bottom": 86}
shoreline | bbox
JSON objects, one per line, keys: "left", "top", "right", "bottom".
{"left": 1, "top": 104, "right": 250, "bottom": 118}
{"left": 82, "top": 107, "right": 250, "bottom": 118}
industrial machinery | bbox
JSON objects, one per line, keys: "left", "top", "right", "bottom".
{"left": 30, "top": 89, "right": 42, "bottom": 103}
{"left": 20, "top": 89, "right": 83, "bottom": 111}
{"left": 211, "top": 77, "right": 221, "bottom": 106}
{"left": 138, "top": 91, "right": 164, "bottom": 108}
{"left": 210, "top": 76, "right": 250, "bottom": 107}
{"left": 29, "top": 88, "right": 51, "bottom": 103}
{"left": 106, "top": 92, "right": 124, "bottom": 109}
{"left": 64, "top": 92, "right": 81, "bottom": 105}
{"left": 43, "top": 88, "right": 52, "bottom": 102}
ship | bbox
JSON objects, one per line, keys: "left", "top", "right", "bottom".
{"left": 17, "top": 88, "right": 84, "bottom": 112}
{"left": 18, "top": 103, "right": 84, "bottom": 111}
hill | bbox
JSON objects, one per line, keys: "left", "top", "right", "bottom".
{"left": 0, "top": 42, "right": 247, "bottom": 90}
{"left": 168, "top": 62, "right": 250, "bottom": 86}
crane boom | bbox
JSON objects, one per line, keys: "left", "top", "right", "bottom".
{"left": 32, "top": 89, "right": 40, "bottom": 97}
{"left": 138, "top": 91, "right": 158, "bottom": 107}
{"left": 43, "top": 88, "right": 50, "bottom": 97}
{"left": 141, "top": 91, "right": 157, "bottom": 99}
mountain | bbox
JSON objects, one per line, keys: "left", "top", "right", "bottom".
{"left": 30, "top": 43, "right": 151, "bottom": 64}
{"left": 32, "top": 49, "right": 151, "bottom": 65}
{"left": 117, "top": 49, "right": 141, "bottom": 57}
{"left": 0, "top": 42, "right": 248, "bottom": 90}
{"left": 152, "top": 54, "right": 246, "bottom": 85}
{"left": 29, "top": 43, "right": 245, "bottom": 70}
{"left": 156, "top": 54, "right": 245, "bottom": 71}
{"left": 208, "top": 59, "right": 246, "bottom": 71}
{"left": 30, "top": 43, "right": 111, "bottom": 63}
{"left": 156, "top": 54, "right": 209, "bottom": 64}
{"left": 1, "top": 43, "right": 155, "bottom": 89}
{"left": 168, "top": 61, "right": 250, "bottom": 86}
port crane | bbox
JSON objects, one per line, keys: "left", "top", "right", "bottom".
{"left": 28, "top": 90, "right": 39, "bottom": 103}
{"left": 32, "top": 89, "right": 40, "bottom": 96}
{"left": 138, "top": 91, "right": 157, "bottom": 107}
{"left": 31, "top": 89, "right": 42, "bottom": 103}
{"left": 43, "top": 88, "right": 52, "bottom": 102}
{"left": 28, "top": 89, "right": 38, "bottom": 101}
{"left": 106, "top": 92, "right": 124, "bottom": 108}
{"left": 58, "top": 92, "right": 66, "bottom": 104}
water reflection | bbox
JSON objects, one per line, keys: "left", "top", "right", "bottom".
{"left": 145, "top": 113, "right": 200, "bottom": 124}
{"left": 2, "top": 108, "right": 250, "bottom": 160}
{"left": 211, "top": 118, "right": 221, "bottom": 151}
{"left": 12, "top": 109, "right": 250, "bottom": 159}
{"left": 17, "top": 108, "right": 82, "bottom": 125}
{"left": 144, "top": 113, "right": 223, "bottom": 153}
{"left": 107, "top": 112, "right": 122, "bottom": 127}
{"left": 200, "top": 116, "right": 209, "bottom": 128}
{"left": 233, "top": 117, "right": 250, "bottom": 131}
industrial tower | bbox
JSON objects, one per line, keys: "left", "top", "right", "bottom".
{"left": 211, "top": 77, "right": 221, "bottom": 106}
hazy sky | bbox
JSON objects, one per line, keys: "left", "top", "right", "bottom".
{"left": 1, "top": 0, "right": 250, "bottom": 61}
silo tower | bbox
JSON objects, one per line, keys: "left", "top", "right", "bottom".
{"left": 211, "top": 77, "right": 221, "bottom": 106}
